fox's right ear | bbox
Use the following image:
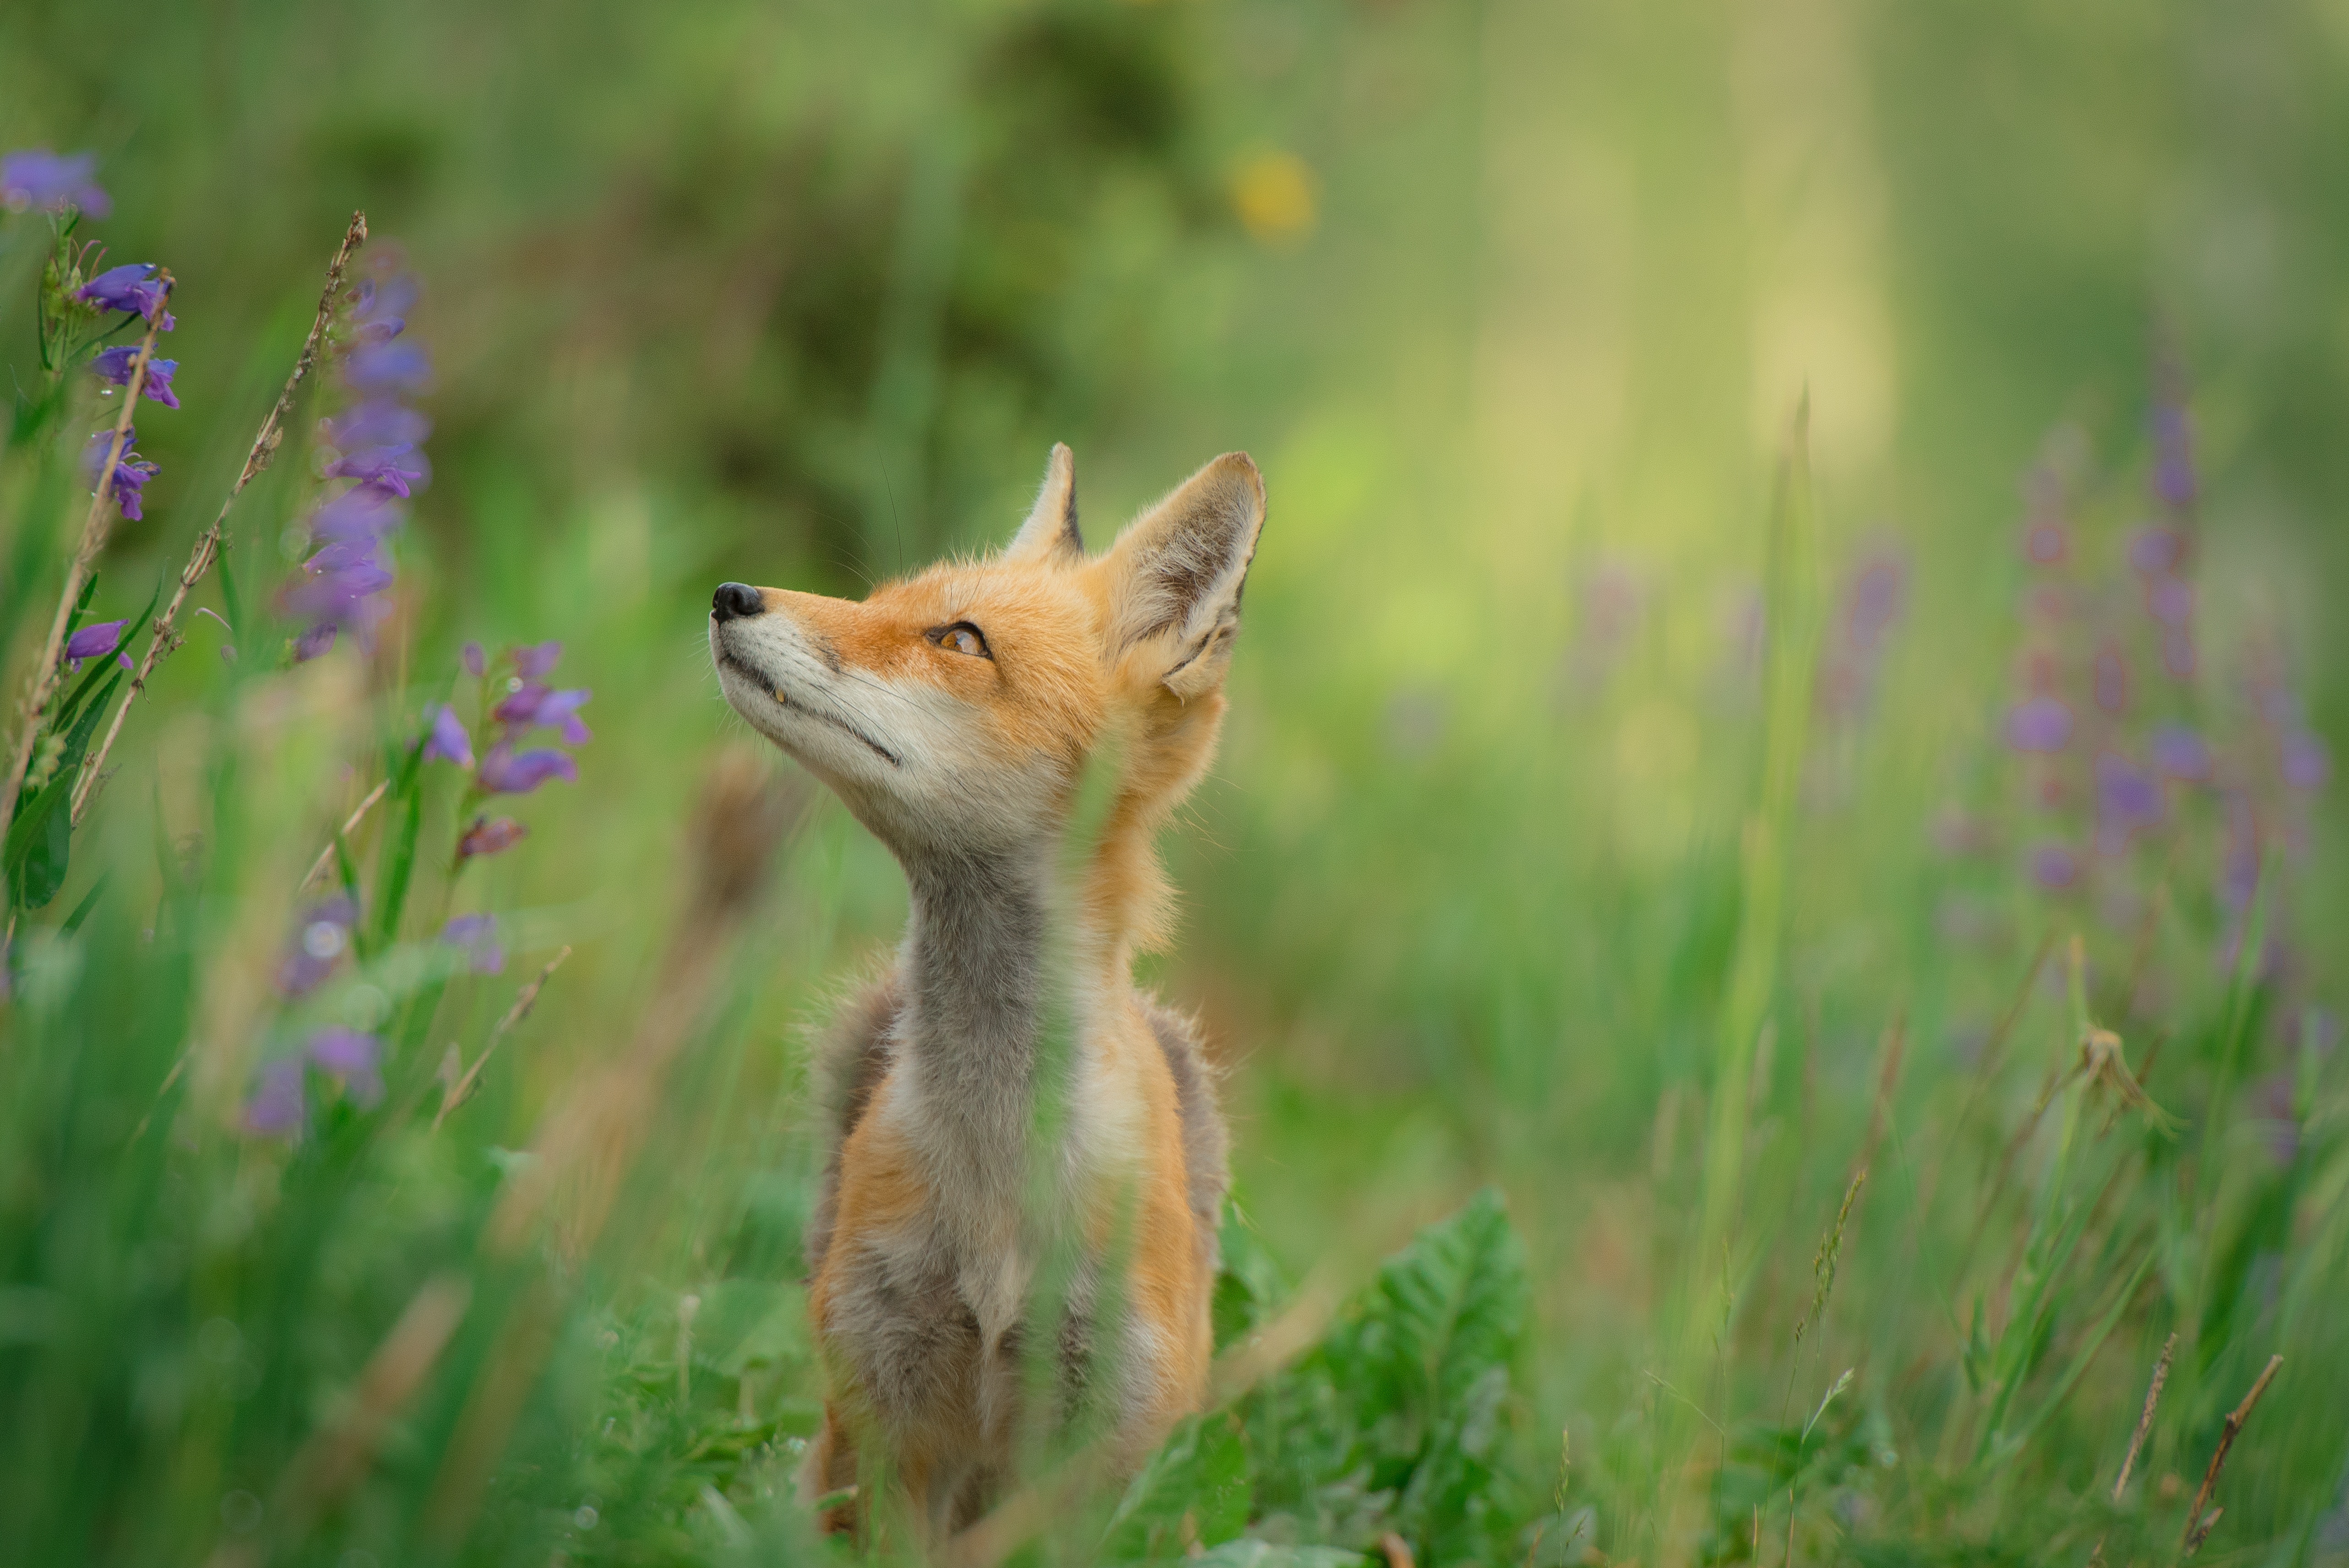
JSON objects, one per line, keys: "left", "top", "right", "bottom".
{"left": 1005, "top": 443, "right": 1083, "bottom": 563}
{"left": 1096, "top": 452, "right": 1265, "bottom": 701}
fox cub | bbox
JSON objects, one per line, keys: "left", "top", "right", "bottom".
{"left": 708, "top": 447, "right": 1265, "bottom": 1538}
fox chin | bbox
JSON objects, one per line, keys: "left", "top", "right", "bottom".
{"left": 708, "top": 444, "right": 1262, "bottom": 1542}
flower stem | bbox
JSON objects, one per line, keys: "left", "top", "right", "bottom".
{"left": 69, "top": 212, "right": 369, "bottom": 828}
{"left": 0, "top": 290, "right": 170, "bottom": 839}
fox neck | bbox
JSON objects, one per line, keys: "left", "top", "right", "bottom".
{"left": 896, "top": 841, "right": 1068, "bottom": 1201}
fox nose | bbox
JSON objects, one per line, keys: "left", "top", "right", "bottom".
{"left": 712, "top": 582, "right": 765, "bottom": 623}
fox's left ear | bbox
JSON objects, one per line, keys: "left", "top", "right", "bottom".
{"left": 1096, "top": 452, "right": 1265, "bottom": 700}
{"left": 1005, "top": 443, "right": 1084, "bottom": 563}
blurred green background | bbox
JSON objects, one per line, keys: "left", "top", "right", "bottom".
{"left": 5, "top": 0, "right": 2347, "bottom": 1563}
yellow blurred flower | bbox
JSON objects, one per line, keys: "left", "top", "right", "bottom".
{"left": 1229, "top": 150, "right": 1318, "bottom": 247}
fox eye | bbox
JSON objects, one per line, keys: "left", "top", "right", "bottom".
{"left": 930, "top": 621, "right": 990, "bottom": 659}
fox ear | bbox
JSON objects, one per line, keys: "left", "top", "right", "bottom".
{"left": 1005, "top": 443, "right": 1083, "bottom": 563}
{"left": 1097, "top": 452, "right": 1265, "bottom": 700}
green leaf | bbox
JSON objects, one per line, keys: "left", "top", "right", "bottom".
{"left": 1332, "top": 1186, "right": 1527, "bottom": 1422}
{"left": 1180, "top": 1545, "right": 1367, "bottom": 1568}
{"left": 1104, "top": 1411, "right": 1253, "bottom": 1561}
{"left": 5, "top": 773, "right": 73, "bottom": 910}
{"left": 371, "top": 764, "right": 425, "bottom": 950}
{"left": 60, "top": 871, "right": 108, "bottom": 934}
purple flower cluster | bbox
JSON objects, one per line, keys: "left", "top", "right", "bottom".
{"left": 285, "top": 263, "right": 431, "bottom": 662}
{"left": 93, "top": 344, "right": 179, "bottom": 408}
{"left": 244, "top": 1027, "right": 385, "bottom": 1137}
{"left": 80, "top": 428, "right": 159, "bottom": 521}
{"left": 0, "top": 148, "right": 110, "bottom": 217}
{"left": 70, "top": 260, "right": 178, "bottom": 521}
{"left": 422, "top": 640, "right": 591, "bottom": 808}
{"left": 75, "top": 262, "right": 174, "bottom": 329}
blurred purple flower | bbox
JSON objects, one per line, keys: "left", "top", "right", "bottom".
{"left": 243, "top": 1058, "right": 306, "bottom": 1137}
{"left": 2221, "top": 793, "right": 2260, "bottom": 912}
{"left": 64, "top": 618, "right": 132, "bottom": 673}
{"left": 352, "top": 273, "right": 419, "bottom": 335}
{"left": 2282, "top": 731, "right": 2330, "bottom": 792}
{"left": 2023, "top": 520, "right": 2068, "bottom": 565}
{"left": 2160, "top": 628, "right": 2196, "bottom": 681}
{"left": 293, "top": 624, "right": 338, "bottom": 662}
{"left": 81, "top": 429, "right": 157, "bottom": 520}
{"left": 2029, "top": 842, "right": 2081, "bottom": 890}
{"left": 2150, "top": 724, "right": 2210, "bottom": 781}
{"left": 493, "top": 683, "right": 593, "bottom": 745}
{"left": 277, "top": 894, "right": 358, "bottom": 995}
{"left": 324, "top": 444, "right": 428, "bottom": 498}
{"left": 74, "top": 263, "right": 174, "bottom": 329}
{"left": 421, "top": 705, "right": 474, "bottom": 768}
{"left": 282, "top": 553, "right": 394, "bottom": 624}
{"left": 0, "top": 148, "right": 110, "bottom": 216}
{"left": 1844, "top": 553, "right": 1906, "bottom": 655}
{"left": 322, "top": 399, "right": 430, "bottom": 450}
{"left": 2152, "top": 399, "right": 2196, "bottom": 511}
{"left": 2129, "top": 526, "right": 2186, "bottom": 578}
{"left": 458, "top": 815, "right": 528, "bottom": 859}
{"left": 462, "top": 641, "right": 485, "bottom": 678}
{"left": 343, "top": 341, "right": 430, "bottom": 394}
{"left": 2006, "top": 695, "right": 2072, "bottom": 754}
{"left": 308, "top": 486, "right": 404, "bottom": 544}
{"left": 2093, "top": 645, "right": 2128, "bottom": 716}
{"left": 440, "top": 913, "right": 506, "bottom": 976}
{"left": 2095, "top": 753, "right": 2163, "bottom": 852}
{"left": 2144, "top": 575, "right": 2193, "bottom": 629}
{"left": 477, "top": 744, "right": 577, "bottom": 795}
{"left": 92, "top": 347, "right": 180, "bottom": 409}
{"left": 512, "top": 641, "right": 563, "bottom": 680}
{"left": 306, "top": 1026, "right": 384, "bottom": 1107}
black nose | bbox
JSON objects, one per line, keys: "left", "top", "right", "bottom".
{"left": 712, "top": 582, "right": 764, "bottom": 623}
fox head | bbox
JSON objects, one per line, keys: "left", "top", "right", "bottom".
{"left": 710, "top": 447, "right": 1264, "bottom": 946}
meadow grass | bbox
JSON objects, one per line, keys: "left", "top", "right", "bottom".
{"left": 4, "top": 2, "right": 2348, "bottom": 1564}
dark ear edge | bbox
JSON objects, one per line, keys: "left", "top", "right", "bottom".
{"left": 1006, "top": 443, "right": 1082, "bottom": 561}
{"left": 1100, "top": 451, "right": 1265, "bottom": 698}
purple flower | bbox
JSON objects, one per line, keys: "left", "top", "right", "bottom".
{"left": 2152, "top": 400, "right": 2196, "bottom": 510}
{"left": 79, "top": 430, "right": 158, "bottom": 521}
{"left": 477, "top": 743, "right": 577, "bottom": 795}
{"left": 277, "top": 895, "right": 358, "bottom": 995}
{"left": 2029, "top": 842, "right": 2081, "bottom": 890}
{"left": 2150, "top": 724, "right": 2210, "bottom": 781}
{"left": 350, "top": 273, "right": 418, "bottom": 342}
{"left": 2128, "top": 526, "right": 2186, "bottom": 578}
{"left": 322, "top": 398, "right": 431, "bottom": 450}
{"left": 2023, "top": 520, "right": 2068, "bottom": 566}
{"left": 493, "top": 683, "right": 593, "bottom": 745}
{"left": 342, "top": 341, "right": 430, "bottom": 394}
{"left": 282, "top": 554, "right": 395, "bottom": 624}
{"left": 74, "top": 263, "right": 174, "bottom": 329}
{"left": 458, "top": 815, "right": 528, "bottom": 859}
{"left": 2283, "top": 731, "right": 2330, "bottom": 792}
{"left": 305, "top": 1027, "right": 384, "bottom": 1107}
{"left": 64, "top": 618, "right": 132, "bottom": 673}
{"left": 462, "top": 642, "right": 485, "bottom": 678}
{"left": 2095, "top": 752, "right": 2163, "bottom": 850}
{"left": 2093, "top": 645, "right": 2128, "bottom": 716}
{"left": 243, "top": 1058, "right": 307, "bottom": 1137}
{"left": 421, "top": 705, "right": 474, "bottom": 768}
{"left": 308, "top": 486, "right": 404, "bottom": 544}
{"left": 512, "top": 641, "right": 563, "bottom": 680}
{"left": 2160, "top": 628, "right": 2196, "bottom": 680}
{"left": 2144, "top": 575, "right": 2193, "bottom": 629}
{"left": 92, "top": 347, "right": 180, "bottom": 409}
{"left": 0, "top": 148, "right": 110, "bottom": 216}
{"left": 440, "top": 913, "right": 506, "bottom": 976}
{"left": 2005, "top": 695, "right": 2073, "bottom": 754}
{"left": 293, "top": 624, "right": 338, "bottom": 662}
{"left": 324, "top": 444, "right": 428, "bottom": 498}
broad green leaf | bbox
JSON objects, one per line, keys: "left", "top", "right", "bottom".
{"left": 1106, "top": 1411, "right": 1252, "bottom": 1560}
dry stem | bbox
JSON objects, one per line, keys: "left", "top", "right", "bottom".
{"left": 434, "top": 945, "right": 571, "bottom": 1130}
{"left": 72, "top": 212, "right": 369, "bottom": 825}
{"left": 298, "top": 775, "right": 392, "bottom": 891}
{"left": 2179, "top": 1353, "right": 2282, "bottom": 1556}
{"left": 2115, "top": 1332, "right": 2176, "bottom": 1504}
{"left": 0, "top": 292, "right": 170, "bottom": 833}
